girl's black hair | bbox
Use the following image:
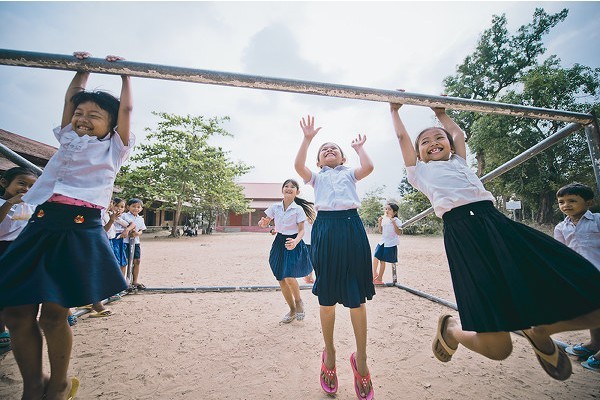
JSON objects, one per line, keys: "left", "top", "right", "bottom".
{"left": 71, "top": 91, "right": 120, "bottom": 131}
{"left": 414, "top": 127, "right": 455, "bottom": 158}
{"left": 0, "top": 167, "right": 39, "bottom": 196}
{"left": 112, "top": 197, "right": 124, "bottom": 205}
{"left": 556, "top": 182, "right": 594, "bottom": 201}
{"left": 127, "top": 198, "right": 143, "bottom": 206}
{"left": 387, "top": 202, "right": 399, "bottom": 217}
{"left": 283, "top": 179, "right": 316, "bottom": 222}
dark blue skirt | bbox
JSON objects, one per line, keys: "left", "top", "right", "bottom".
{"left": 311, "top": 209, "right": 375, "bottom": 308}
{"left": 443, "top": 201, "right": 600, "bottom": 333}
{"left": 373, "top": 243, "right": 398, "bottom": 263}
{"left": 269, "top": 233, "right": 313, "bottom": 280}
{"left": 109, "top": 237, "right": 128, "bottom": 267}
{"left": 0, "top": 202, "right": 127, "bottom": 308}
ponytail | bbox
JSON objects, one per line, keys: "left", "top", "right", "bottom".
{"left": 294, "top": 196, "right": 316, "bottom": 222}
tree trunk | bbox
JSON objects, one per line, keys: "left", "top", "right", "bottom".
{"left": 536, "top": 191, "right": 555, "bottom": 224}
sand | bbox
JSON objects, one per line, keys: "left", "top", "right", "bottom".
{"left": 1, "top": 232, "right": 599, "bottom": 399}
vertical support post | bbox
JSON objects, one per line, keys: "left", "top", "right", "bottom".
{"left": 392, "top": 263, "right": 398, "bottom": 285}
{"left": 584, "top": 120, "right": 600, "bottom": 195}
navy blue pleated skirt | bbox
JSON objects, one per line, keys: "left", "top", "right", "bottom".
{"left": 0, "top": 202, "right": 127, "bottom": 308}
{"left": 269, "top": 233, "right": 313, "bottom": 280}
{"left": 443, "top": 201, "right": 600, "bottom": 333}
{"left": 311, "top": 209, "right": 375, "bottom": 308}
{"left": 373, "top": 244, "right": 398, "bottom": 263}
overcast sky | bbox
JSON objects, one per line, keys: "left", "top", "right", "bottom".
{"left": 1, "top": 1, "right": 599, "bottom": 201}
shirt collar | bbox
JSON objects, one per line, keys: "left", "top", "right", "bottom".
{"left": 319, "top": 165, "right": 348, "bottom": 173}
{"left": 564, "top": 210, "right": 594, "bottom": 224}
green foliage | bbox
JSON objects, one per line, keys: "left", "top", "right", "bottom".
{"left": 358, "top": 187, "right": 386, "bottom": 228}
{"left": 396, "top": 190, "right": 443, "bottom": 235}
{"left": 115, "top": 112, "right": 252, "bottom": 236}
{"left": 442, "top": 7, "right": 600, "bottom": 224}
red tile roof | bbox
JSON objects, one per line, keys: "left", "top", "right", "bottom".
{"left": 0, "top": 128, "right": 56, "bottom": 172}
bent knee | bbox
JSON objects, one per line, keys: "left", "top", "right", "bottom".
{"left": 485, "top": 342, "right": 513, "bottom": 360}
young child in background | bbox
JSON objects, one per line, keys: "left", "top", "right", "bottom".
{"left": 0, "top": 51, "right": 133, "bottom": 399}
{"left": 106, "top": 197, "right": 132, "bottom": 277}
{"left": 372, "top": 202, "right": 402, "bottom": 285}
{"left": 121, "top": 198, "right": 147, "bottom": 290}
{"left": 295, "top": 115, "right": 375, "bottom": 399}
{"left": 0, "top": 167, "right": 38, "bottom": 349}
{"left": 554, "top": 182, "right": 600, "bottom": 373}
{"left": 258, "top": 179, "right": 314, "bottom": 323}
{"left": 389, "top": 102, "right": 600, "bottom": 381}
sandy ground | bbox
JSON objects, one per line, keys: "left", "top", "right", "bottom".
{"left": 1, "top": 232, "right": 599, "bottom": 399}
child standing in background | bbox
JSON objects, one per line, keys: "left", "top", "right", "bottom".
{"left": 0, "top": 167, "right": 39, "bottom": 349}
{"left": 389, "top": 102, "right": 600, "bottom": 381}
{"left": 554, "top": 182, "right": 600, "bottom": 373}
{"left": 105, "top": 197, "right": 131, "bottom": 277}
{"left": 372, "top": 202, "right": 402, "bottom": 285}
{"left": 258, "top": 179, "right": 314, "bottom": 323}
{"left": 0, "top": 51, "right": 133, "bottom": 399}
{"left": 295, "top": 115, "right": 375, "bottom": 399}
{"left": 121, "top": 198, "right": 147, "bottom": 290}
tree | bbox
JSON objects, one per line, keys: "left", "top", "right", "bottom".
{"left": 442, "top": 8, "right": 600, "bottom": 223}
{"left": 358, "top": 187, "right": 386, "bottom": 228}
{"left": 115, "top": 112, "right": 252, "bottom": 237}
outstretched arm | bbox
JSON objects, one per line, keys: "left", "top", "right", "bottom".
{"left": 295, "top": 115, "right": 321, "bottom": 183}
{"left": 61, "top": 52, "right": 91, "bottom": 129}
{"left": 390, "top": 103, "right": 417, "bottom": 167}
{"left": 104, "top": 55, "right": 133, "bottom": 146}
{"left": 351, "top": 134, "right": 374, "bottom": 181}
{"left": 432, "top": 108, "right": 466, "bottom": 159}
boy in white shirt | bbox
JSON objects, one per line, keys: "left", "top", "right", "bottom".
{"left": 121, "top": 198, "right": 147, "bottom": 290}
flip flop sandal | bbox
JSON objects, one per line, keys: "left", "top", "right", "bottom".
{"left": 89, "top": 309, "right": 113, "bottom": 318}
{"left": 350, "top": 352, "right": 374, "bottom": 400}
{"left": 0, "top": 331, "right": 10, "bottom": 348}
{"left": 320, "top": 349, "right": 337, "bottom": 394}
{"left": 581, "top": 355, "right": 600, "bottom": 372}
{"left": 522, "top": 331, "right": 572, "bottom": 381}
{"left": 134, "top": 283, "right": 147, "bottom": 290}
{"left": 280, "top": 312, "right": 296, "bottom": 324}
{"left": 565, "top": 344, "right": 596, "bottom": 359}
{"left": 67, "top": 377, "right": 80, "bottom": 400}
{"left": 432, "top": 314, "right": 457, "bottom": 362}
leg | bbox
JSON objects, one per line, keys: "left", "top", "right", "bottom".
{"left": 320, "top": 305, "right": 336, "bottom": 389}
{"left": 132, "top": 258, "right": 141, "bottom": 285}
{"left": 38, "top": 302, "right": 73, "bottom": 400}
{"left": 349, "top": 304, "right": 373, "bottom": 397}
{"left": 3, "top": 304, "right": 48, "bottom": 400}
{"left": 371, "top": 257, "right": 379, "bottom": 279}
{"left": 278, "top": 279, "right": 296, "bottom": 322}
{"left": 442, "top": 315, "right": 513, "bottom": 360}
{"left": 284, "top": 277, "right": 304, "bottom": 315}
{"left": 374, "top": 261, "right": 386, "bottom": 283}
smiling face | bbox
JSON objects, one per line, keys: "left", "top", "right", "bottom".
{"left": 317, "top": 142, "right": 345, "bottom": 168}
{"left": 114, "top": 200, "right": 126, "bottom": 214}
{"left": 71, "top": 101, "right": 112, "bottom": 139}
{"left": 128, "top": 202, "right": 143, "bottom": 216}
{"left": 415, "top": 128, "right": 454, "bottom": 162}
{"left": 1, "top": 173, "right": 37, "bottom": 199}
{"left": 557, "top": 194, "right": 591, "bottom": 221}
{"left": 282, "top": 180, "right": 300, "bottom": 200}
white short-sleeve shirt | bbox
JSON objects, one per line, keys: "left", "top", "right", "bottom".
{"left": 121, "top": 212, "right": 147, "bottom": 244}
{"left": 307, "top": 165, "right": 360, "bottom": 211}
{"left": 22, "top": 124, "right": 134, "bottom": 209}
{"left": 0, "top": 200, "right": 36, "bottom": 241}
{"left": 407, "top": 154, "right": 495, "bottom": 218}
{"left": 379, "top": 216, "right": 402, "bottom": 247}
{"left": 554, "top": 210, "right": 600, "bottom": 271}
{"left": 265, "top": 201, "right": 307, "bottom": 235}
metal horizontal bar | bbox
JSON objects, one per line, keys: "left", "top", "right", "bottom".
{"left": 0, "top": 49, "right": 593, "bottom": 124}
{"left": 400, "top": 122, "right": 585, "bottom": 228}
{"left": 141, "top": 285, "right": 314, "bottom": 293}
{"left": 0, "top": 142, "right": 43, "bottom": 174}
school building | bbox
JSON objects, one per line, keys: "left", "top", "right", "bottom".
{"left": 216, "top": 182, "right": 282, "bottom": 232}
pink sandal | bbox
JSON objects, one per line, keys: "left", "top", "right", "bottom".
{"left": 350, "top": 352, "right": 374, "bottom": 400}
{"left": 320, "top": 349, "right": 338, "bottom": 394}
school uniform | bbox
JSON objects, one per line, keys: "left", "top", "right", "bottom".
{"left": 0, "top": 125, "right": 133, "bottom": 308}
{"left": 121, "top": 211, "right": 146, "bottom": 261}
{"left": 102, "top": 210, "right": 129, "bottom": 267}
{"left": 373, "top": 217, "right": 402, "bottom": 263}
{"left": 554, "top": 210, "right": 600, "bottom": 271}
{"left": 307, "top": 165, "right": 375, "bottom": 308}
{"left": 0, "top": 200, "right": 36, "bottom": 254}
{"left": 264, "top": 201, "right": 313, "bottom": 280}
{"left": 408, "top": 154, "right": 600, "bottom": 333}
